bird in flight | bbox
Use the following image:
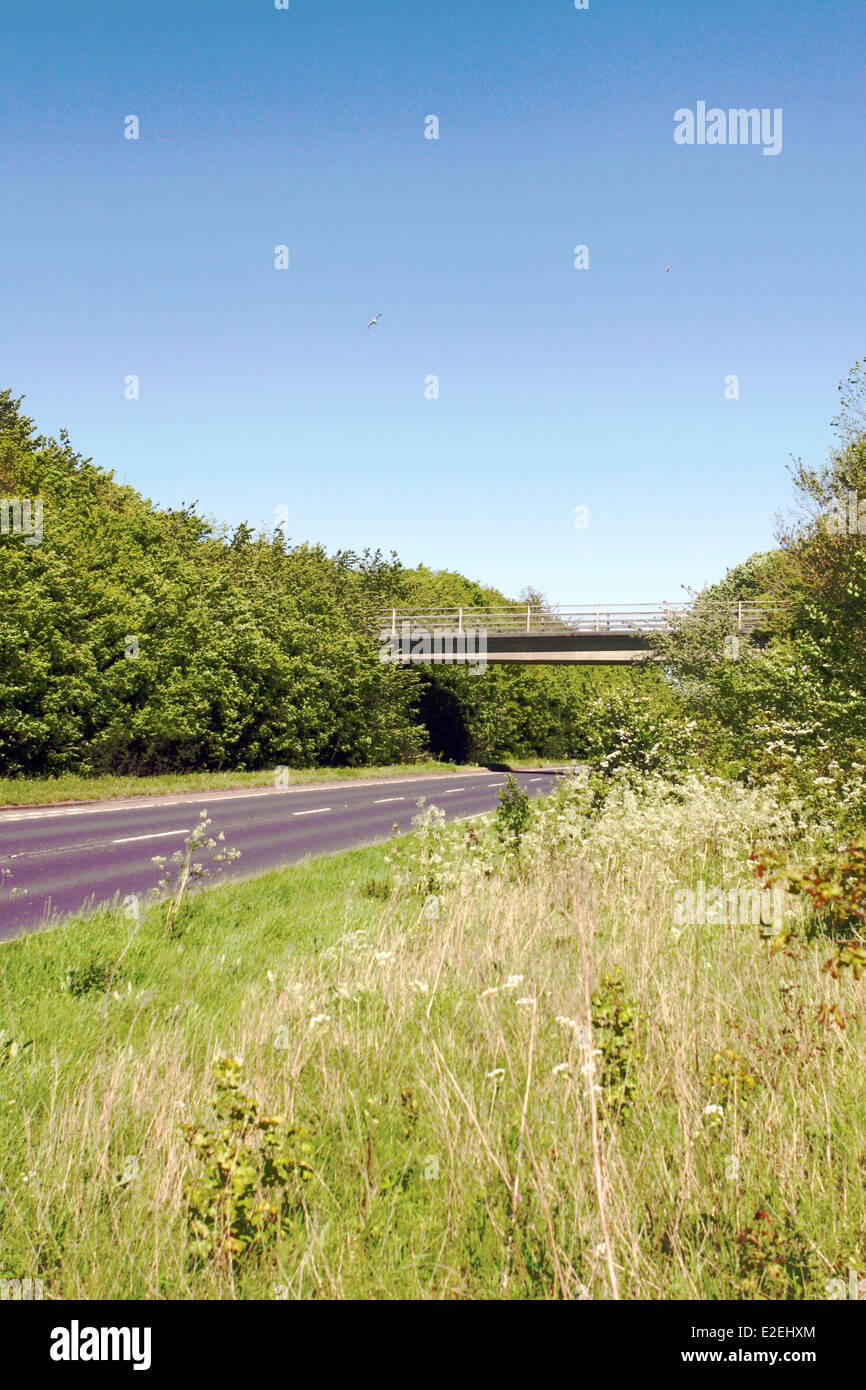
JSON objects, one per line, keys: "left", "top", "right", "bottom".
{"left": 367, "top": 313, "right": 382, "bottom": 329}
{"left": 665, "top": 266, "right": 671, "bottom": 272}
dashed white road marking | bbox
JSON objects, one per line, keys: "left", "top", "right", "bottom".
{"left": 292, "top": 807, "right": 331, "bottom": 816}
{"left": 441, "top": 788, "right": 465, "bottom": 794}
{"left": 0, "top": 772, "right": 500, "bottom": 824}
{"left": 190, "top": 791, "right": 278, "bottom": 805}
{"left": 373, "top": 796, "right": 405, "bottom": 804}
{"left": 112, "top": 829, "right": 191, "bottom": 844}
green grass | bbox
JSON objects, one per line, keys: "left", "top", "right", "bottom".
{"left": 1, "top": 777, "right": 863, "bottom": 1300}
{"left": 0, "top": 760, "right": 466, "bottom": 807}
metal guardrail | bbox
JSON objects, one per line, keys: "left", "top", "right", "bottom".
{"left": 376, "top": 602, "right": 783, "bottom": 637}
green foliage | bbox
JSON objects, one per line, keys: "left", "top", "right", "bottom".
{"left": 757, "top": 833, "right": 866, "bottom": 979}
{"left": 782, "top": 832, "right": 866, "bottom": 933}
{"left": 582, "top": 683, "right": 697, "bottom": 781}
{"left": 182, "top": 1056, "right": 313, "bottom": 1265}
{"left": 590, "top": 968, "right": 639, "bottom": 1121}
{"left": 65, "top": 956, "right": 114, "bottom": 998}
{"left": 4, "top": 355, "right": 866, "bottom": 791}
{"left": 361, "top": 877, "right": 392, "bottom": 900}
{"left": 707, "top": 1048, "right": 757, "bottom": 1103}
{"left": 0, "top": 391, "right": 425, "bottom": 775}
{"left": 416, "top": 657, "right": 630, "bottom": 765}
{"left": 0, "top": 391, "right": 642, "bottom": 775}
{"left": 824, "top": 941, "right": 866, "bottom": 981}
{"left": 736, "top": 1207, "right": 819, "bottom": 1300}
{"left": 495, "top": 775, "right": 532, "bottom": 847}
{"left": 647, "top": 356, "right": 866, "bottom": 825}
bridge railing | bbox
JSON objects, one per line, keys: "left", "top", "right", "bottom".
{"left": 376, "top": 602, "right": 783, "bottom": 637}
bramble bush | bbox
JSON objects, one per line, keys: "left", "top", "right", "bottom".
{"left": 590, "top": 968, "right": 640, "bottom": 1122}
{"left": 182, "top": 1056, "right": 313, "bottom": 1266}
{"left": 755, "top": 832, "right": 866, "bottom": 979}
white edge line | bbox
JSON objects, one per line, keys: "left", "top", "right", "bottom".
{"left": 112, "top": 829, "right": 191, "bottom": 844}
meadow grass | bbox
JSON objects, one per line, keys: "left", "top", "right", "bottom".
{"left": 1, "top": 777, "right": 863, "bottom": 1300}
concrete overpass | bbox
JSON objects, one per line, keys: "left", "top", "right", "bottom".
{"left": 377, "top": 602, "right": 776, "bottom": 666}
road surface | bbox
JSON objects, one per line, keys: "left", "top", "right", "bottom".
{"left": 0, "top": 768, "right": 563, "bottom": 938}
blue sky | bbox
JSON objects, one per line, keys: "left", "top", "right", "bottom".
{"left": 3, "top": 0, "right": 864, "bottom": 603}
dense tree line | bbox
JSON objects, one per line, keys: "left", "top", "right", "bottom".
{"left": 6, "top": 362, "right": 862, "bottom": 788}
{"left": 0, "top": 391, "right": 638, "bottom": 776}
{"left": 649, "top": 358, "right": 866, "bottom": 821}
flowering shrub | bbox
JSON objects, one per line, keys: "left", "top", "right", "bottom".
{"left": 747, "top": 710, "right": 866, "bottom": 830}
{"left": 581, "top": 687, "right": 699, "bottom": 781}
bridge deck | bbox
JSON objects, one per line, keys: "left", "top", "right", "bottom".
{"left": 375, "top": 602, "right": 781, "bottom": 666}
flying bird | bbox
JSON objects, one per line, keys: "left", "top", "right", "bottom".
{"left": 367, "top": 313, "right": 382, "bottom": 329}
{"left": 665, "top": 266, "right": 671, "bottom": 272}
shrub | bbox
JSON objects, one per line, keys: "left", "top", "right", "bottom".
{"left": 495, "top": 775, "right": 532, "bottom": 848}
{"left": 590, "top": 968, "right": 639, "bottom": 1122}
{"left": 182, "top": 1056, "right": 313, "bottom": 1266}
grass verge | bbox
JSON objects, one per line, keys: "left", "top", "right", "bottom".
{"left": 1, "top": 777, "right": 863, "bottom": 1300}
{"left": 0, "top": 761, "right": 466, "bottom": 808}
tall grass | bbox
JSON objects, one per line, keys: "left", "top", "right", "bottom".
{"left": 1, "top": 776, "right": 863, "bottom": 1299}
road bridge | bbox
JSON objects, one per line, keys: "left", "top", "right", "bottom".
{"left": 377, "top": 602, "right": 777, "bottom": 666}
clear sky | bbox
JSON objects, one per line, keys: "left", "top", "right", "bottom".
{"left": 3, "top": 0, "right": 864, "bottom": 603}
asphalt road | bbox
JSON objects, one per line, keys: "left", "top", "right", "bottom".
{"left": 0, "top": 768, "right": 563, "bottom": 937}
